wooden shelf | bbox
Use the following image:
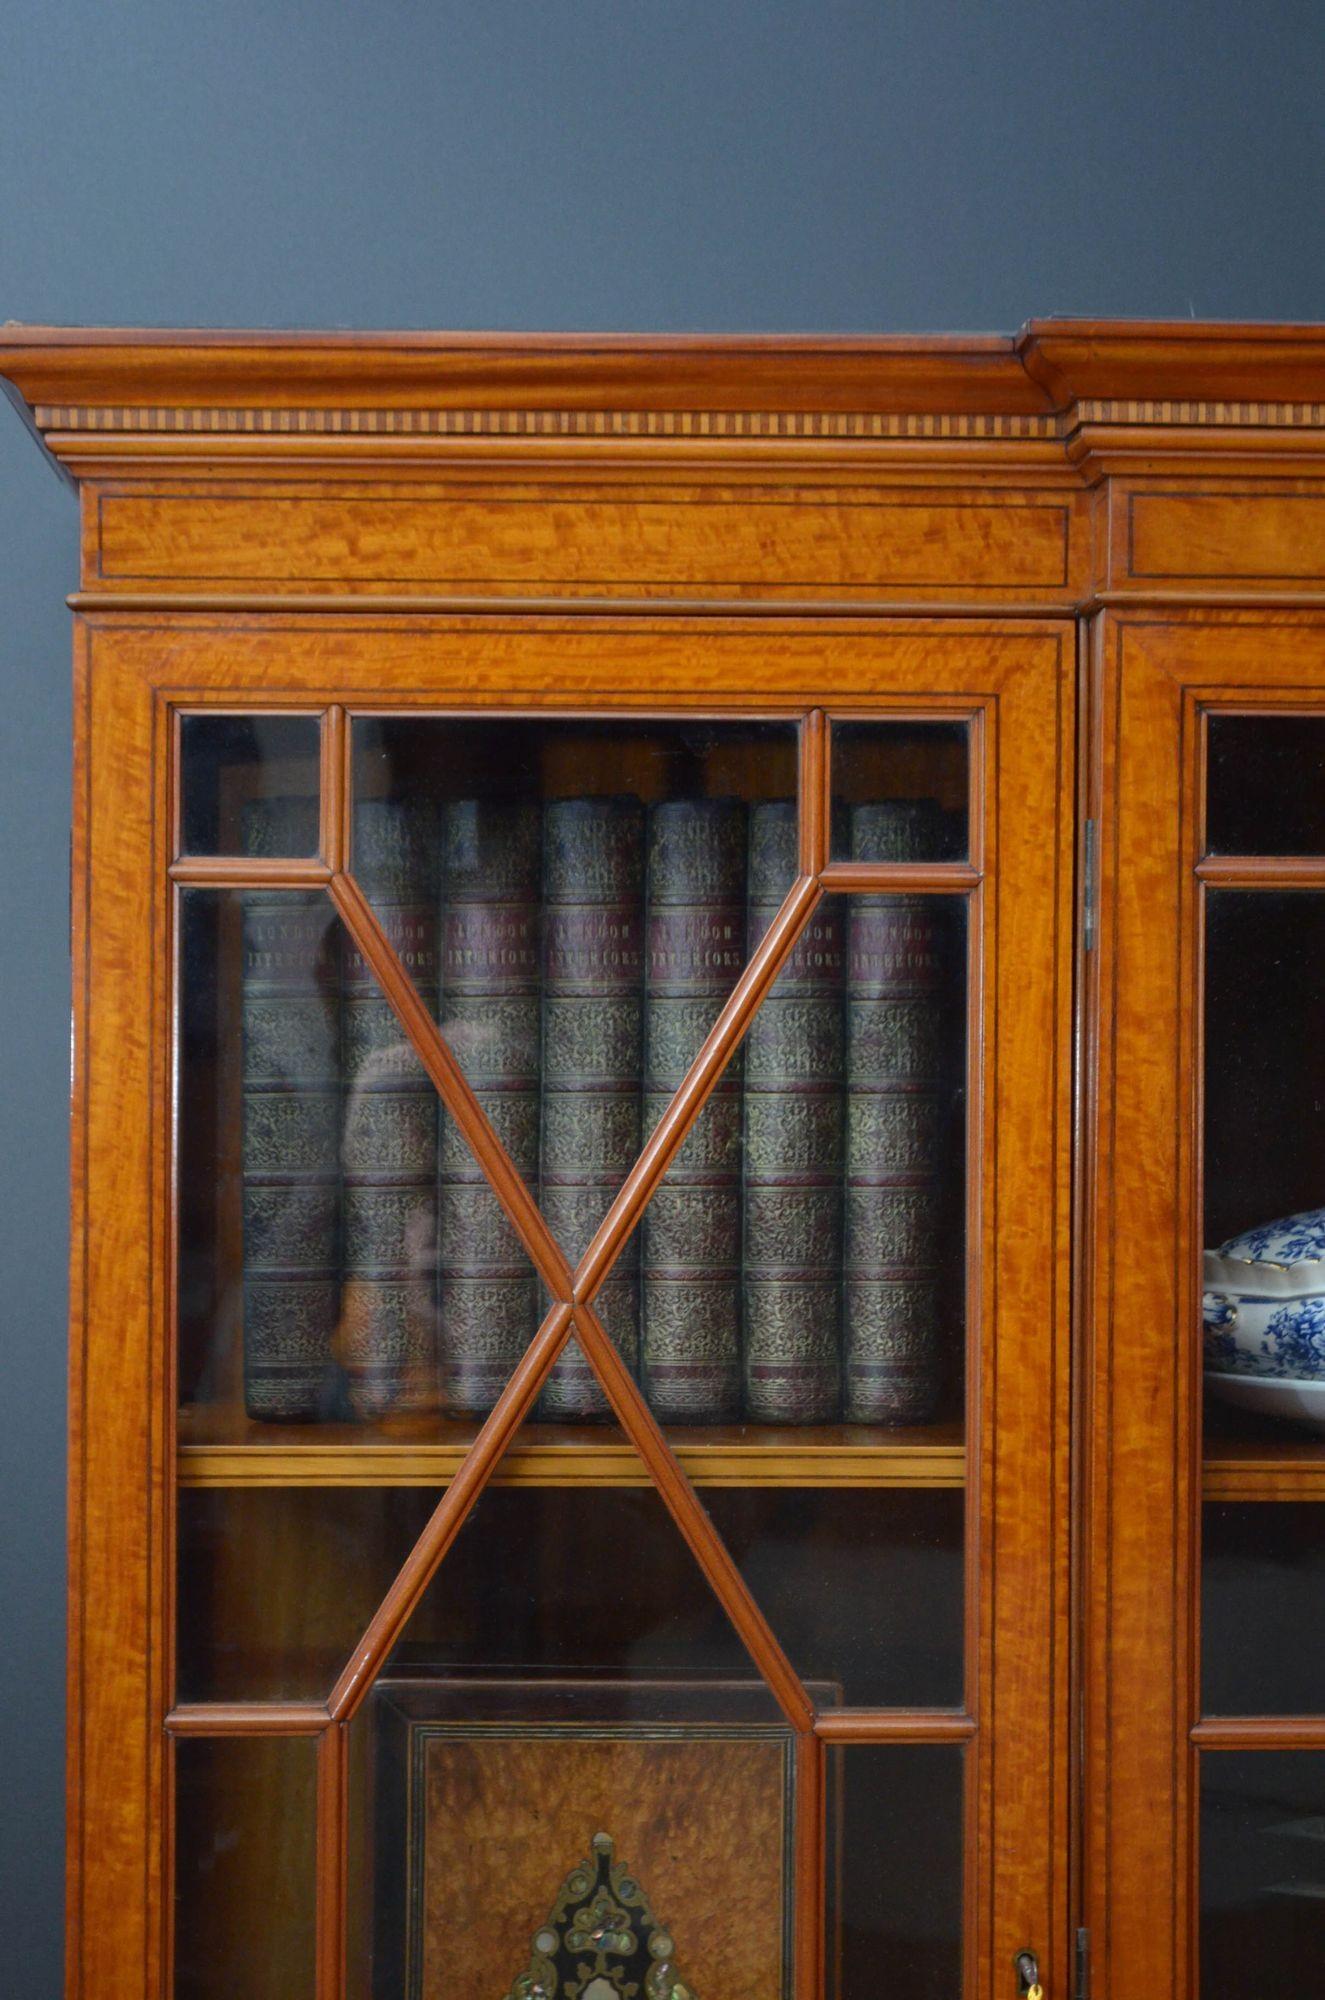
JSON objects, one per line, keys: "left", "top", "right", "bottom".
{"left": 176, "top": 1405, "right": 966, "bottom": 1490}
{"left": 179, "top": 1408, "right": 1325, "bottom": 1500}
{"left": 1203, "top": 1436, "right": 1325, "bottom": 1502}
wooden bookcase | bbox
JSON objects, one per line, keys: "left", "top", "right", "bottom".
{"left": 3, "top": 321, "right": 1325, "bottom": 2000}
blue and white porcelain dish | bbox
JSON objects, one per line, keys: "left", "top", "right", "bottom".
{"left": 1203, "top": 1206, "right": 1325, "bottom": 1390}
{"left": 1204, "top": 1371, "right": 1325, "bottom": 1430}
{"left": 1214, "top": 1208, "right": 1325, "bottom": 1269}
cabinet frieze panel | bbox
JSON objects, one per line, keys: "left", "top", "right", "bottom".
{"left": 87, "top": 483, "right": 1080, "bottom": 600}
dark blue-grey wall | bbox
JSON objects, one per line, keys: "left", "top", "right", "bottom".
{"left": 2, "top": 0, "right": 1322, "bottom": 1987}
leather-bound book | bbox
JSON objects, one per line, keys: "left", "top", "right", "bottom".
{"left": 241, "top": 796, "right": 340, "bottom": 1421}
{"left": 340, "top": 799, "right": 441, "bottom": 1418}
{"left": 539, "top": 797, "right": 645, "bottom": 1419}
{"left": 436, "top": 799, "right": 542, "bottom": 1415}
{"left": 641, "top": 797, "right": 746, "bottom": 1423}
{"left": 844, "top": 800, "right": 951, "bottom": 1424}
{"left": 743, "top": 801, "right": 844, "bottom": 1423}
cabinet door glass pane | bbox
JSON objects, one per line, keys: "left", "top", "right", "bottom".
{"left": 1202, "top": 892, "right": 1325, "bottom": 1527}
{"left": 1201, "top": 1753, "right": 1325, "bottom": 1999}
{"left": 1204, "top": 891, "right": 1325, "bottom": 1246}
{"left": 179, "top": 713, "right": 322, "bottom": 857}
{"left": 174, "top": 1736, "right": 315, "bottom": 2000}
{"left": 350, "top": 714, "right": 799, "bottom": 1420}
{"left": 703, "top": 1487, "right": 964, "bottom": 1707}
{"left": 827, "top": 1744, "right": 964, "bottom": 1999}
{"left": 177, "top": 886, "right": 547, "bottom": 1432}
{"left": 1203, "top": 1505, "right": 1325, "bottom": 1716}
{"left": 829, "top": 720, "right": 969, "bottom": 862}
{"left": 319, "top": 1470, "right": 964, "bottom": 1713}
{"left": 177, "top": 1486, "right": 434, "bottom": 1703}
{"left": 1207, "top": 714, "right": 1325, "bottom": 856}
{"left": 371, "top": 1425, "right": 768, "bottom": 1688}
{"left": 638, "top": 888, "right": 967, "bottom": 1434}
{"left": 174, "top": 698, "right": 1001, "bottom": 1997}
{"left": 176, "top": 884, "right": 549, "bottom": 1700}
{"left": 605, "top": 878, "right": 968, "bottom": 1705}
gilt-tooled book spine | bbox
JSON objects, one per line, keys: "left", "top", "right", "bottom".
{"left": 241, "top": 797, "right": 340, "bottom": 1422}
{"left": 340, "top": 799, "right": 441, "bottom": 1418}
{"left": 743, "top": 801, "right": 845, "bottom": 1423}
{"left": 844, "top": 800, "right": 951, "bottom": 1424}
{"left": 436, "top": 799, "right": 543, "bottom": 1415}
{"left": 539, "top": 797, "right": 645, "bottom": 1420}
{"left": 641, "top": 797, "right": 746, "bottom": 1423}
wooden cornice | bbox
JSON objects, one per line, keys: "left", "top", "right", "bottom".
{"left": 1018, "top": 317, "right": 1325, "bottom": 408}
{"left": 4, "top": 319, "right": 1325, "bottom": 485}
{"left": 0, "top": 326, "right": 1049, "bottom": 419}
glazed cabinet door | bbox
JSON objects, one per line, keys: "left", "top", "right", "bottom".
{"left": 1088, "top": 612, "right": 1325, "bottom": 2000}
{"left": 71, "top": 616, "right": 1072, "bottom": 2000}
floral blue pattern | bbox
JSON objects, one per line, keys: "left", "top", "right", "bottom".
{"left": 1204, "top": 1325, "right": 1257, "bottom": 1373}
{"left": 1219, "top": 1207, "right": 1325, "bottom": 1266}
{"left": 1260, "top": 1298, "right": 1325, "bottom": 1377}
{"left": 1206, "top": 1211, "right": 1325, "bottom": 1381}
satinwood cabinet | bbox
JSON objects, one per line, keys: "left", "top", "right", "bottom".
{"left": 4, "top": 321, "right": 1325, "bottom": 2000}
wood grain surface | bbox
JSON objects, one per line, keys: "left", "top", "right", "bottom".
{"left": 413, "top": 1732, "right": 788, "bottom": 1999}
{"left": 17, "top": 328, "right": 1323, "bottom": 2000}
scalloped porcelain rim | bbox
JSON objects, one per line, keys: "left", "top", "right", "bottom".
{"left": 1203, "top": 1248, "right": 1325, "bottom": 1298}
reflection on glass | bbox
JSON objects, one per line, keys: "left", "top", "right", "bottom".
{"left": 179, "top": 713, "right": 321, "bottom": 857}
{"left": 843, "top": 893, "right": 966, "bottom": 1425}
{"left": 1203, "top": 1505, "right": 1325, "bottom": 1716}
{"left": 177, "top": 888, "right": 544, "bottom": 1431}
{"left": 174, "top": 1735, "right": 315, "bottom": 2000}
{"left": 829, "top": 722, "right": 969, "bottom": 862}
{"left": 826, "top": 1743, "right": 964, "bottom": 2000}
{"left": 541, "top": 796, "right": 644, "bottom": 1416}
{"left": 180, "top": 719, "right": 970, "bottom": 1444}
{"left": 1201, "top": 1752, "right": 1325, "bottom": 1999}
{"left": 230, "top": 863, "right": 341, "bottom": 1422}
{"left": 176, "top": 1486, "right": 433, "bottom": 1703}
{"left": 704, "top": 1487, "right": 964, "bottom": 1708}
{"left": 380, "top": 1457, "right": 763, "bottom": 1689}
{"left": 744, "top": 814, "right": 844, "bottom": 1422}
{"left": 1207, "top": 715, "right": 1325, "bottom": 856}
{"left": 351, "top": 716, "right": 800, "bottom": 1427}
{"left": 352, "top": 1452, "right": 961, "bottom": 1710}
{"left": 641, "top": 794, "right": 754, "bottom": 1422}
{"left": 640, "top": 884, "right": 967, "bottom": 1433}
{"left": 341, "top": 821, "right": 448, "bottom": 1417}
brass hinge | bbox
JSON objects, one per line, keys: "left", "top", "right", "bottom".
{"left": 1082, "top": 818, "right": 1097, "bottom": 952}
{"left": 1075, "top": 1927, "right": 1090, "bottom": 2000}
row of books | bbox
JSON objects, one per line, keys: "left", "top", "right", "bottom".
{"left": 240, "top": 792, "right": 961, "bottom": 1426}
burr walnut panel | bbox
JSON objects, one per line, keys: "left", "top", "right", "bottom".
{"left": 364, "top": 1696, "right": 792, "bottom": 2000}
{"left": 384, "top": 1722, "right": 790, "bottom": 2000}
